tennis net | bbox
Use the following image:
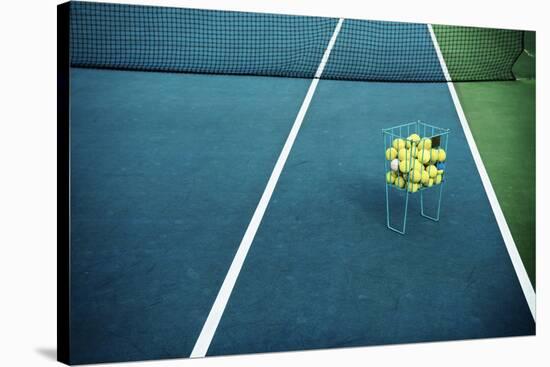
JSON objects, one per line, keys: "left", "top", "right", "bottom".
{"left": 69, "top": 1, "right": 524, "bottom": 82}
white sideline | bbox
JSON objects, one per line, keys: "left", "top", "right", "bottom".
{"left": 189, "top": 18, "right": 345, "bottom": 358}
{"left": 427, "top": 24, "right": 536, "bottom": 321}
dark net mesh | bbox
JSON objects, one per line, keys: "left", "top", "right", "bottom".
{"left": 70, "top": 1, "right": 524, "bottom": 82}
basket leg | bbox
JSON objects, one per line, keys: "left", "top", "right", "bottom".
{"left": 386, "top": 184, "right": 410, "bottom": 234}
{"left": 420, "top": 181, "right": 444, "bottom": 221}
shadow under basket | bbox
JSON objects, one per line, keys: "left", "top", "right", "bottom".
{"left": 383, "top": 121, "right": 450, "bottom": 234}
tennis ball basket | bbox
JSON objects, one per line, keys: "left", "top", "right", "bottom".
{"left": 383, "top": 121, "right": 450, "bottom": 234}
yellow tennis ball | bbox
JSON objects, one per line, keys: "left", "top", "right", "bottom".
{"left": 438, "top": 169, "right": 444, "bottom": 175}
{"left": 429, "top": 149, "right": 439, "bottom": 163}
{"left": 407, "top": 182, "right": 419, "bottom": 193}
{"left": 421, "top": 170, "right": 430, "bottom": 185}
{"left": 416, "top": 149, "right": 431, "bottom": 164}
{"left": 438, "top": 148, "right": 447, "bottom": 162}
{"left": 395, "top": 176, "right": 406, "bottom": 188}
{"left": 412, "top": 159, "right": 423, "bottom": 171}
{"left": 410, "top": 169, "right": 422, "bottom": 183}
{"left": 392, "top": 138, "right": 406, "bottom": 150}
{"left": 397, "top": 148, "right": 408, "bottom": 161}
{"left": 428, "top": 178, "right": 434, "bottom": 187}
{"left": 435, "top": 174, "right": 443, "bottom": 184}
{"left": 427, "top": 165, "right": 438, "bottom": 178}
{"left": 407, "top": 133, "right": 420, "bottom": 145}
{"left": 399, "top": 160, "right": 411, "bottom": 173}
{"left": 386, "top": 171, "right": 396, "bottom": 184}
{"left": 418, "top": 138, "right": 432, "bottom": 150}
{"left": 406, "top": 147, "right": 416, "bottom": 160}
{"left": 386, "top": 147, "right": 398, "bottom": 160}
{"left": 406, "top": 141, "right": 413, "bottom": 149}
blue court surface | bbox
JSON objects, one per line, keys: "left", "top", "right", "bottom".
{"left": 68, "top": 6, "right": 535, "bottom": 365}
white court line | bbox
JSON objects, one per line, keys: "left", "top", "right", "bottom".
{"left": 190, "top": 18, "right": 345, "bottom": 358}
{"left": 427, "top": 24, "right": 536, "bottom": 321}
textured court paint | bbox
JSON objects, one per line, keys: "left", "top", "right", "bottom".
{"left": 207, "top": 80, "right": 535, "bottom": 356}
{"left": 453, "top": 80, "right": 536, "bottom": 287}
{"left": 434, "top": 28, "right": 536, "bottom": 287}
{"left": 443, "top": 30, "right": 536, "bottom": 286}
{"left": 68, "top": 31, "right": 537, "bottom": 365}
{"left": 69, "top": 69, "right": 311, "bottom": 364}
{"left": 190, "top": 18, "right": 344, "bottom": 358}
{"left": 429, "top": 24, "right": 534, "bottom": 317}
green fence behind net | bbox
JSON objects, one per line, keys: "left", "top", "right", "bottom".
{"left": 69, "top": 1, "right": 524, "bottom": 82}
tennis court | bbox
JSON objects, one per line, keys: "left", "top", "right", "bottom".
{"left": 65, "top": 2, "right": 535, "bottom": 364}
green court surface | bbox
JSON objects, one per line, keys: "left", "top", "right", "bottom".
{"left": 453, "top": 80, "right": 536, "bottom": 286}
{"left": 450, "top": 31, "right": 536, "bottom": 286}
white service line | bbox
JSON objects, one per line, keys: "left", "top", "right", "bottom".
{"left": 427, "top": 24, "right": 536, "bottom": 321}
{"left": 190, "top": 18, "right": 345, "bottom": 358}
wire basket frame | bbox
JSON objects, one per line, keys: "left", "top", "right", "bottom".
{"left": 382, "top": 121, "right": 450, "bottom": 234}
